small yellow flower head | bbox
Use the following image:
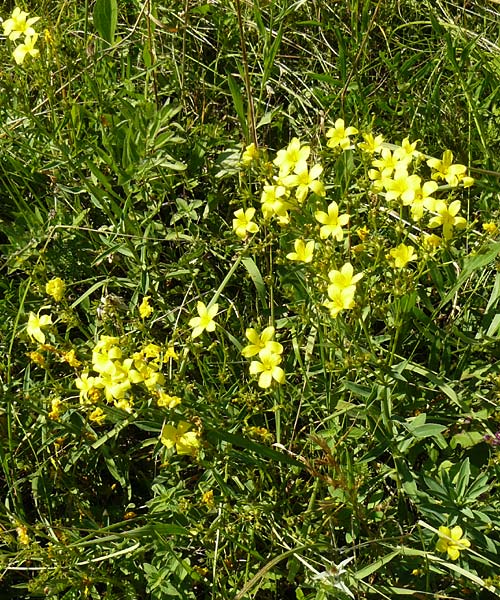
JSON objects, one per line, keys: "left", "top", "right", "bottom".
{"left": 48, "top": 398, "right": 63, "bottom": 420}
{"left": 324, "top": 287, "right": 356, "bottom": 318}
{"left": 328, "top": 263, "right": 363, "bottom": 292}
{"left": 358, "top": 132, "right": 384, "bottom": 155}
{"left": 326, "top": 118, "right": 358, "bottom": 150}
{"left": 436, "top": 525, "right": 471, "bottom": 560}
{"left": 282, "top": 163, "right": 325, "bottom": 203}
{"left": 427, "top": 150, "right": 467, "bottom": 187}
{"left": 27, "top": 351, "right": 47, "bottom": 368}
{"left": 13, "top": 33, "right": 40, "bottom": 65}
{"left": 483, "top": 222, "right": 498, "bottom": 236}
{"left": 3, "top": 7, "right": 40, "bottom": 41}
{"left": 428, "top": 200, "right": 467, "bottom": 240}
{"left": 141, "top": 343, "right": 162, "bottom": 358}
{"left": 273, "top": 137, "right": 310, "bottom": 176}
{"left": 139, "top": 296, "right": 153, "bottom": 319}
{"left": 201, "top": 490, "right": 215, "bottom": 507}
{"left": 249, "top": 348, "right": 285, "bottom": 388}
{"left": 389, "top": 243, "right": 417, "bottom": 268}
{"left": 164, "top": 345, "right": 179, "bottom": 360}
{"left": 89, "top": 407, "right": 106, "bottom": 426}
{"left": 241, "top": 142, "right": 259, "bottom": 165}
{"left": 357, "top": 226, "right": 369, "bottom": 241}
{"left": 16, "top": 525, "right": 30, "bottom": 546}
{"left": 286, "top": 239, "right": 314, "bottom": 263}
{"left": 62, "top": 349, "right": 81, "bottom": 367}
{"left": 45, "top": 277, "right": 65, "bottom": 302}
{"left": 315, "top": 201, "right": 349, "bottom": 241}
{"left": 27, "top": 312, "right": 52, "bottom": 345}
{"left": 161, "top": 421, "right": 200, "bottom": 456}
{"left": 157, "top": 391, "right": 182, "bottom": 409}
{"left": 242, "top": 326, "right": 283, "bottom": 358}
{"left": 422, "top": 233, "right": 441, "bottom": 252}
{"left": 189, "top": 301, "right": 219, "bottom": 338}
{"left": 233, "top": 207, "right": 259, "bottom": 239}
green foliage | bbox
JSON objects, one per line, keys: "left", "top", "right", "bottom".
{"left": 1, "top": 0, "right": 500, "bottom": 598}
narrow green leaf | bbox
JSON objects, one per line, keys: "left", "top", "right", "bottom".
{"left": 93, "top": 0, "right": 118, "bottom": 45}
{"left": 227, "top": 74, "right": 248, "bottom": 139}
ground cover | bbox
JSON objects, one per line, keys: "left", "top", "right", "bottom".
{"left": 0, "top": 0, "right": 500, "bottom": 598}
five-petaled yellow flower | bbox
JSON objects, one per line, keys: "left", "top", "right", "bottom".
{"left": 2, "top": 7, "right": 40, "bottom": 41}
{"left": 241, "top": 326, "right": 283, "bottom": 358}
{"left": 233, "top": 207, "right": 259, "bottom": 239}
{"left": 189, "top": 301, "right": 219, "bottom": 338}
{"left": 161, "top": 421, "right": 200, "bottom": 456}
{"left": 13, "top": 33, "right": 40, "bottom": 65}
{"left": 388, "top": 243, "right": 417, "bottom": 268}
{"left": 27, "top": 312, "right": 52, "bottom": 344}
{"left": 249, "top": 348, "right": 285, "bottom": 388}
{"left": 326, "top": 118, "right": 358, "bottom": 150}
{"left": 435, "top": 525, "right": 470, "bottom": 561}
{"left": 428, "top": 200, "right": 467, "bottom": 240}
{"left": 315, "top": 201, "right": 350, "bottom": 240}
{"left": 286, "top": 239, "right": 314, "bottom": 263}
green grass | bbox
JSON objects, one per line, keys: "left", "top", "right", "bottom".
{"left": 0, "top": 0, "right": 500, "bottom": 598}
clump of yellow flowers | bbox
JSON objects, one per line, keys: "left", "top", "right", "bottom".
{"left": 2, "top": 6, "right": 41, "bottom": 64}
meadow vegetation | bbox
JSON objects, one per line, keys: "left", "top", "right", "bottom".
{"left": 1, "top": 0, "right": 500, "bottom": 598}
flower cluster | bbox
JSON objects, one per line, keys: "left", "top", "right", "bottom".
{"left": 2, "top": 6, "right": 41, "bottom": 65}
{"left": 242, "top": 327, "right": 285, "bottom": 389}
{"left": 75, "top": 336, "right": 179, "bottom": 422}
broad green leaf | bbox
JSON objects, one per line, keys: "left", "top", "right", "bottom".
{"left": 93, "top": 0, "right": 118, "bottom": 45}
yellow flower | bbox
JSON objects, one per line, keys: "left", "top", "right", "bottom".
{"left": 45, "top": 277, "right": 65, "bottom": 302}
{"left": 427, "top": 150, "right": 467, "bottom": 187}
{"left": 422, "top": 233, "right": 441, "bottom": 252}
{"left": 89, "top": 407, "right": 106, "bottom": 426}
{"left": 282, "top": 163, "right": 325, "bottom": 203}
{"left": 61, "top": 349, "right": 81, "bottom": 367}
{"left": 157, "top": 391, "right": 182, "bottom": 409}
{"left": 273, "top": 137, "right": 310, "bottom": 176}
{"left": 328, "top": 263, "right": 363, "bottom": 291}
{"left": 201, "top": 490, "right": 215, "bottom": 507}
{"left": 483, "top": 222, "right": 498, "bottom": 236}
{"left": 388, "top": 243, "right": 417, "bottom": 268}
{"left": 371, "top": 148, "right": 402, "bottom": 178}
{"left": 326, "top": 118, "right": 358, "bottom": 150}
{"left": 16, "top": 525, "right": 30, "bottom": 546}
{"left": 436, "top": 525, "right": 470, "bottom": 560}
{"left": 161, "top": 421, "right": 200, "bottom": 456}
{"left": 383, "top": 168, "right": 421, "bottom": 205}
{"left": 164, "top": 345, "right": 179, "bottom": 360}
{"left": 249, "top": 348, "right": 285, "bottom": 388}
{"left": 394, "top": 137, "right": 420, "bottom": 162}
{"left": 139, "top": 296, "right": 153, "bottom": 319}
{"left": 428, "top": 200, "right": 467, "bottom": 240}
{"left": 286, "top": 239, "right": 314, "bottom": 263}
{"left": 357, "top": 226, "right": 369, "bottom": 241}
{"left": 410, "top": 180, "right": 439, "bottom": 221}
{"left": 13, "top": 33, "right": 40, "bottom": 65}
{"left": 315, "top": 201, "right": 350, "bottom": 241}
{"left": 358, "top": 132, "right": 384, "bottom": 155}
{"left": 26, "top": 312, "right": 52, "bottom": 344}
{"left": 260, "top": 184, "right": 289, "bottom": 220}
{"left": 189, "top": 301, "right": 219, "bottom": 338}
{"left": 75, "top": 372, "right": 103, "bottom": 404}
{"left": 2, "top": 7, "right": 40, "bottom": 41}
{"left": 142, "top": 343, "right": 162, "bottom": 358}
{"left": 48, "top": 398, "right": 63, "bottom": 420}
{"left": 324, "top": 287, "right": 356, "bottom": 318}
{"left": 233, "top": 207, "right": 259, "bottom": 239}
{"left": 27, "top": 351, "right": 47, "bottom": 368}
{"left": 241, "top": 142, "right": 259, "bottom": 165}
{"left": 241, "top": 326, "right": 283, "bottom": 358}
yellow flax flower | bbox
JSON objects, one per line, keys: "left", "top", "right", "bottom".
{"left": 315, "top": 201, "right": 350, "bottom": 241}
{"left": 483, "top": 222, "right": 498, "bottom": 236}
{"left": 26, "top": 312, "right": 52, "bottom": 344}
{"left": 249, "top": 348, "right": 285, "bottom": 388}
{"left": 89, "top": 407, "right": 106, "bottom": 425}
{"left": 286, "top": 239, "right": 315, "bottom": 263}
{"left": 241, "top": 142, "right": 259, "bottom": 165}
{"left": 358, "top": 132, "right": 384, "bottom": 155}
{"left": 326, "top": 119, "right": 358, "bottom": 150}
{"left": 260, "top": 183, "right": 289, "bottom": 220}
{"left": 161, "top": 421, "right": 200, "bottom": 456}
{"left": 157, "top": 391, "right": 182, "bottom": 409}
{"left": 427, "top": 150, "right": 467, "bottom": 187}
{"left": 241, "top": 326, "right": 283, "bottom": 358}
{"left": 45, "top": 277, "right": 65, "bottom": 302}
{"left": 13, "top": 33, "right": 40, "bottom": 65}
{"left": 436, "top": 525, "right": 470, "bottom": 560}
{"left": 282, "top": 163, "right": 325, "bottom": 203}
{"left": 233, "top": 207, "right": 259, "bottom": 239}
{"left": 273, "top": 137, "right": 310, "bottom": 176}
{"left": 324, "top": 287, "right": 356, "bottom": 318}
{"left": 388, "top": 243, "right": 417, "bottom": 268}
{"left": 328, "top": 263, "right": 363, "bottom": 296}
{"left": 428, "top": 200, "right": 467, "bottom": 240}
{"left": 3, "top": 7, "right": 40, "bottom": 41}
{"left": 189, "top": 301, "right": 219, "bottom": 338}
